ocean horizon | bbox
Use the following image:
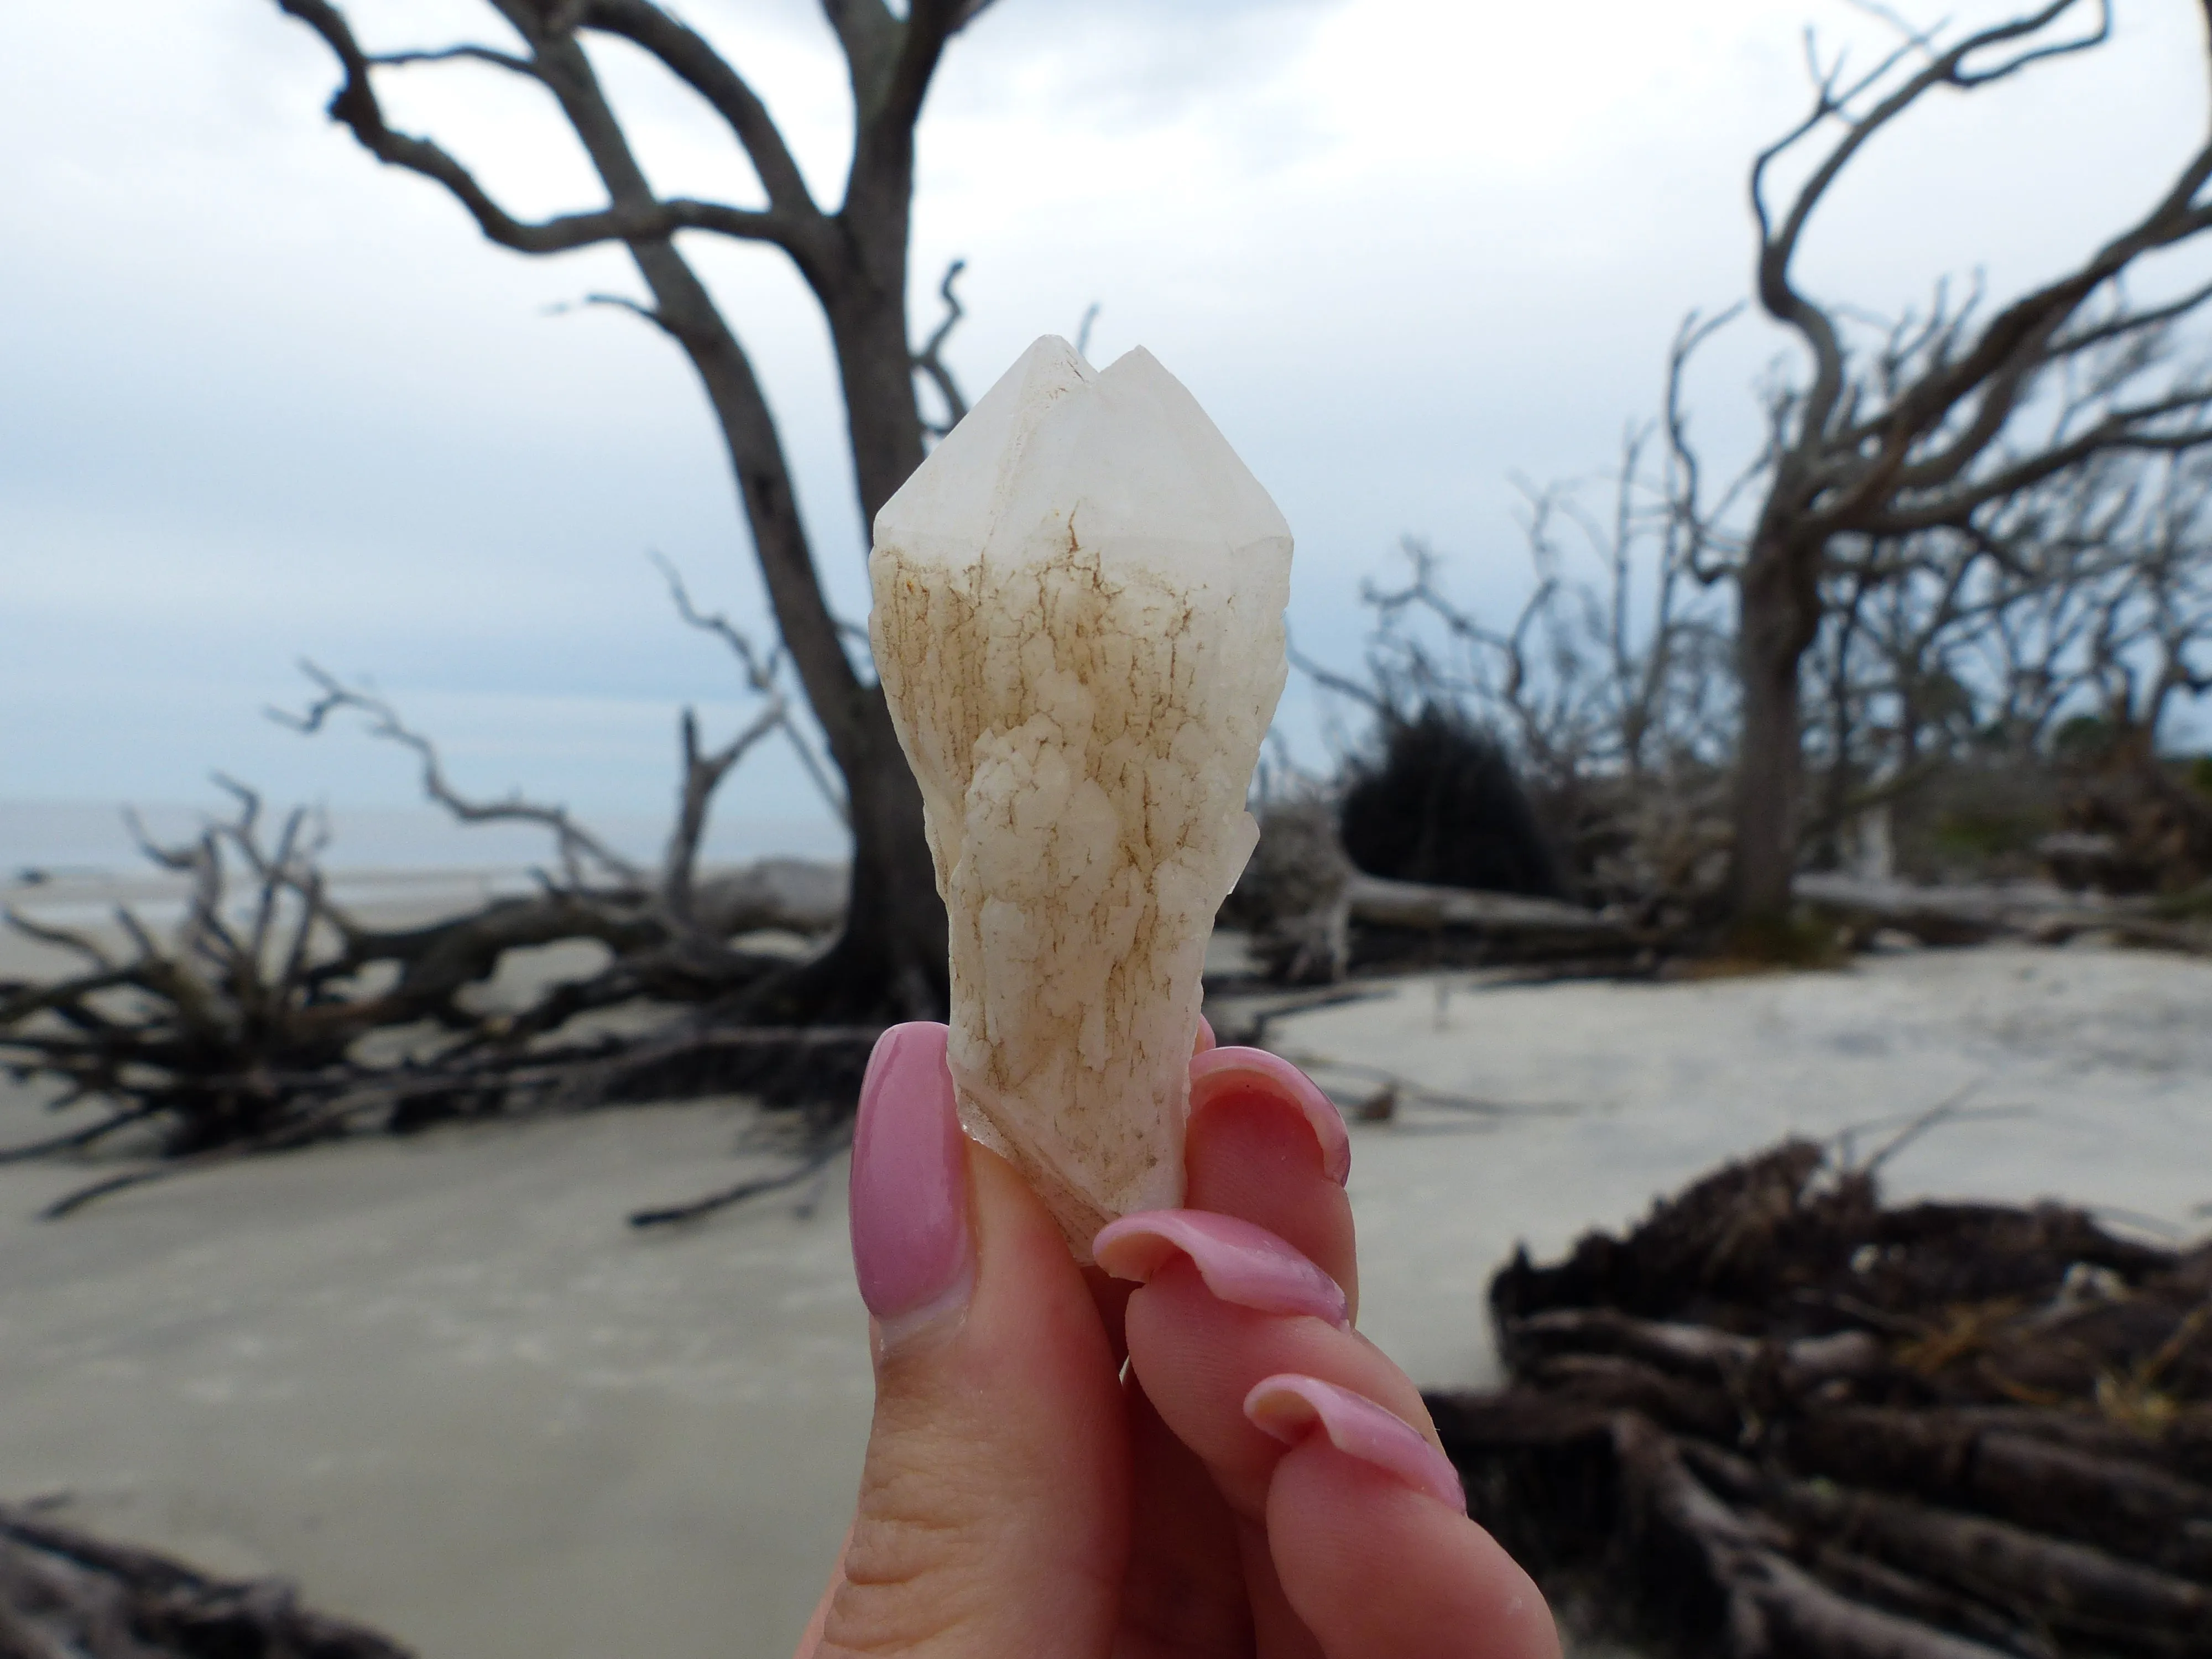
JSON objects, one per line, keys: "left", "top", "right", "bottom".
{"left": 0, "top": 797, "right": 846, "bottom": 880}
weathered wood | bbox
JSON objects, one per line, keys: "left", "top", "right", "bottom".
{"left": 1790, "top": 1409, "right": 2212, "bottom": 1578}
{"left": 0, "top": 1504, "right": 411, "bottom": 1659}
{"left": 0, "top": 791, "right": 871, "bottom": 1215}
{"left": 1344, "top": 874, "right": 1630, "bottom": 938}
{"left": 1426, "top": 1137, "right": 2212, "bottom": 1656}
{"left": 1622, "top": 1417, "right": 2018, "bottom": 1659}
{"left": 1692, "top": 1445, "right": 2212, "bottom": 1648}
{"left": 1513, "top": 1307, "right": 1885, "bottom": 1388}
{"left": 1796, "top": 873, "right": 2211, "bottom": 956}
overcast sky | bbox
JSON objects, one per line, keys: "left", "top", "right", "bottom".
{"left": 3, "top": 0, "right": 2207, "bottom": 866}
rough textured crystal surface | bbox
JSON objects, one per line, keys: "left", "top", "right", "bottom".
{"left": 870, "top": 335, "right": 1292, "bottom": 1254}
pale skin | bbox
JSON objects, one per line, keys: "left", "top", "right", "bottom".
{"left": 797, "top": 1021, "right": 1562, "bottom": 1659}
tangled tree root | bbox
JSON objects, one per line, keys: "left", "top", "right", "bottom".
{"left": 0, "top": 1503, "right": 411, "bottom": 1658}
{"left": 1424, "top": 1140, "right": 2212, "bottom": 1657}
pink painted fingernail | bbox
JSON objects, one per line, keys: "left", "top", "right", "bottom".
{"left": 1092, "top": 1211, "right": 1350, "bottom": 1329}
{"left": 1244, "top": 1375, "right": 1466, "bottom": 1512}
{"left": 1189, "top": 1047, "right": 1351, "bottom": 1185}
{"left": 849, "top": 1022, "right": 972, "bottom": 1341}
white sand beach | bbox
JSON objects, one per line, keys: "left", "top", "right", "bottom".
{"left": 3, "top": 880, "right": 2209, "bottom": 1658}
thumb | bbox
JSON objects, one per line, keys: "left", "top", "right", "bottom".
{"left": 806, "top": 1023, "right": 1129, "bottom": 1659}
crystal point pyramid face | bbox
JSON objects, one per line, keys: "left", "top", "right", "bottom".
{"left": 871, "top": 336, "right": 1292, "bottom": 1254}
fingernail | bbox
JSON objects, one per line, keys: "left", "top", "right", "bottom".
{"left": 1092, "top": 1211, "right": 1349, "bottom": 1329}
{"left": 850, "top": 1022, "right": 972, "bottom": 1341}
{"left": 1244, "top": 1375, "right": 1466, "bottom": 1512}
{"left": 1189, "top": 1047, "right": 1351, "bottom": 1185}
{"left": 1193, "top": 1015, "right": 1217, "bottom": 1056}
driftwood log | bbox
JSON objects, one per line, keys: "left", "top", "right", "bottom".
{"left": 1796, "top": 874, "right": 2212, "bottom": 956}
{"left": 0, "top": 779, "right": 870, "bottom": 1219}
{"left": 0, "top": 1503, "right": 410, "bottom": 1659}
{"left": 1425, "top": 1140, "right": 2212, "bottom": 1657}
{"left": 1344, "top": 872, "right": 1641, "bottom": 969}
{"left": 1227, "top": 801, "right": 1646, "bottom": 983}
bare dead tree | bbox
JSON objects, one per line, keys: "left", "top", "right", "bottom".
{"left": 1300, "top": 427, "right": 1739, "bottom": 920}
{"left": 1870, "top": 453, "right": 2211, "bottom": 759}
{"left": 0, "top": 649, "right": 867, "bottom": 1214}
{"left": 2043, "top": 452, "right": 2212, "bottom": 749}
{"left": 1332, "top": 437, "right": 1735, "bottom": 801}
{"left": 1788, "top": 437, "right": 2212, "bottom": 886}
{"left": 272, "top": 0, "right": 1005, "bottom": 1025}
{"left": 1665, "top": 0, "right": 2212, "bottom": 924}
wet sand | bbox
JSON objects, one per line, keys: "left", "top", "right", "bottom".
{"left": 0, "top": 1095, "right": 871, "bottom": 1658}
{"left": 3, "top": 880, "right": 2209, "bottom": 1657}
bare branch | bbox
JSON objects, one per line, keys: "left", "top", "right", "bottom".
{"left": 628, "top": 1135, "right": 845, "bottom": 1227}
{"left": 112, "top": 907, "right": 160, "bottom": 965}
{"left": 1287, "top": 632, "right": 1391, "bottom": 717}
{"left": 662, "top": 703, "right": 784, "bottom": 927}
{"left": 0, "top": 1104, "right": 163, "bottom": 1165}
{"left": 653, "top": 551, "right": 779, "bottom": 686}
{"left": 272, "top": 661, "right": 643, "bottom": 887}
{"left": 1867, "top": 395, "right": 2212, "bottom": 535}
{"left": 1751, "top": 2, "right": 2113, "bottom": 453}
{"left": 913, "top": 257, "right": 969, "bottom": 439}
{"left": 1661, "top": 305, "right": 1750, "bottom": 582}
{"left": 821, "top": 0, "right": 904, "bottom": 124}
{"left": 542, "top": 289, "right": 680, "bottom": 339}
{"left": 3, "top": 910, "right": 115, "bottom": 973}
{"left": 367, "top": 42, "right": 541, "bottom": 76}
{"left": 651, "top": 554, "right": 849, "bottom": 822}
{"left": 277, "top": 0, "right": 801, "bottom": 254}
{"left": 576, "top": 1, "right": 823, "bottom": 223}
{"left": 2046, "top": 276, "right": 2212, "bottom": 360}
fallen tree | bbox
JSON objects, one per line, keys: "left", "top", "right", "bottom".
{"left": 0, "top": 650, "right": 872, "bottom": 1221}
{"left": 1225, "top": 795, "right": 1650, "bottom": 985}
{"left": 1425, "top": 1138, "right": 2212, "bottom": 1657}
{"left": 1796, "top": 872, "right": 2212, "bottom": 954}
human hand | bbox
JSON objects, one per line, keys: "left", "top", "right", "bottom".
{"left": 796, "top": 1020, "right": 1559, "bottom": 1659}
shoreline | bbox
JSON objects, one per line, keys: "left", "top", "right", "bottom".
{"left": 3, "top": 896, "right": 2209, "bottom": 1656}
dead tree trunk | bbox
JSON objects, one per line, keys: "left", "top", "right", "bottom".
{"left": 275, "top": 0, "right": 988, "bottom": 1021}
{"left": 626, "top": 241, "right": 943, "bottom": 1019}
{"left": 1733, "top": 530, "right": 1824, "bottom": 922}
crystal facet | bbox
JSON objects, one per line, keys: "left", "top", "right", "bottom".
{"left": 870, "top": 335, "right": 1292, "bottom": 1254}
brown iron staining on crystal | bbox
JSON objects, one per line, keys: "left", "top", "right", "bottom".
{"left": 872, "top": 337, "right": 1291, "bottom": 1250}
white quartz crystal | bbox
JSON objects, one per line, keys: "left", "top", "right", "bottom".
{"left": 870, "top": 336, "right": 1292, "bottom": 1254}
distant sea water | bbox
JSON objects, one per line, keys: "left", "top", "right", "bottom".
{"left": 0, "top": 799, "right": 846, "bottom": 880}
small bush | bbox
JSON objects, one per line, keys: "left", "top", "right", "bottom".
{"left": 1338, "top": 706, "right": 1568, "bottom": 898}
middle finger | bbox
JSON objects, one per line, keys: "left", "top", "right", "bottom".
{"left": 1099, "top": 1223, "right": 1435, "bottom": 1522}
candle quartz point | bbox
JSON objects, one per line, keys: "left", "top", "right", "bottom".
{"left": 869, "top": 336, "right": 1293, "bottom": 1255}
